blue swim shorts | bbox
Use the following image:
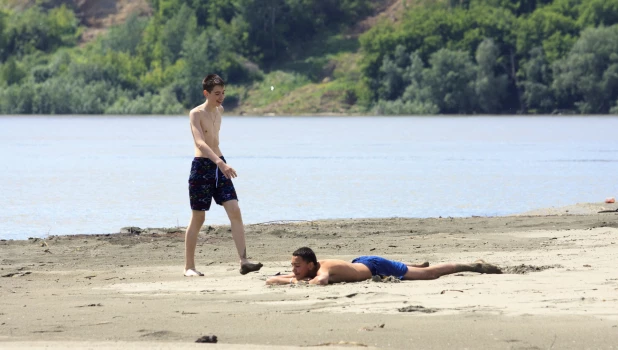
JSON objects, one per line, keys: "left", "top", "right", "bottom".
{"left": 188, "top": 156, "right": 238, "bottom": 211}
{"left": 352, "top": 256, "right": 408, "bottom": 280}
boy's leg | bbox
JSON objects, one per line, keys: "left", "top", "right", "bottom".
{"left": 184, "top": 210, "right": 206, "bottom": 276}
{"left": 222, "top": 200, "right": 263, "bottom": 274}
{"left": 405, "top": 262, "right": 430, "bottom": 268}
{"left": 403, "top": 261, "right": 501, "bottom": 280}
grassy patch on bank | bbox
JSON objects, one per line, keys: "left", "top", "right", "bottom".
{"left": 278, "top": 33, "right": 360, "bottom": 81}
{"left": 233, "top": 51, "right": 370, "bottom": 115}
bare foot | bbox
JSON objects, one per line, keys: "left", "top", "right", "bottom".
{"left": 184, "top": 269, "right": 204, "bottom": 277}
{"left": 472, "top": 260, "right": 502, "bottom": 274}
{"left": 239, "top": 262, "right": 263, "bottom": 275}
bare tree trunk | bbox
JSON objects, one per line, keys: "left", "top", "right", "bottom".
{"left": 510, "top": 49, "right": 524, "bottom": 113}
{"left": 271, "top": 5, "right": 276, "bottom": 56}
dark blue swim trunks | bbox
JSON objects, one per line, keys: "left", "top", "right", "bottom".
{"left": 188, "top": 156, "right": 238, "bottom": 211}
{"left": 352, "top": 256, "right": 408, "bottom": 279}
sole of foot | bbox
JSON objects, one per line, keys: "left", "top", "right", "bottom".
{"left": 240, "top": 262, "right": 263, "bottom": 275}
{"left": 474, "top": 260, "right": 502, "bottom": 274}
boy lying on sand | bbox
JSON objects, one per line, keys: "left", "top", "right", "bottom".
{"left": 266, "top": 247, "right": 502, "bottom": 285}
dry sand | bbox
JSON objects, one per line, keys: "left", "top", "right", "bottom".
{"left": 1, "top": 202, "right": 618, "bottom": 349}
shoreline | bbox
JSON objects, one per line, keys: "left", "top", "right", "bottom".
{"left": 2, "top": 203, "right": 618, "bottom": 349}
{"left": 4, "top": 201, "right": 615, "bottom": 243}
{"left": 5, "top": 201, "right": 617, "bottom": 242}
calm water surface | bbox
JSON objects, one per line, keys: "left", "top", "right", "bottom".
{"left": 1, "top": 115, "right": 617, "bottom": 240}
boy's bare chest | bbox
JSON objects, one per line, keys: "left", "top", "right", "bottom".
{"left": 199, "top": 112, "right": 221, "bottom": 135}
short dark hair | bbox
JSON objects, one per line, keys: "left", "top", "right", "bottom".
{"left": 293, "top": 247, "right": 317, "bottom": 265}
{"left": 202, "top": 74, "right": 225, "bottom": 93}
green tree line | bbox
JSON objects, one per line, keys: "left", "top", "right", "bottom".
{"left": 362, "top": 0, "right": 618, "bottom": 114}
{"left": 0, "top": 0, "right": 372, "bottom": 114}
{"left": 1, "top": 0, "right": 618, "bottom": 115}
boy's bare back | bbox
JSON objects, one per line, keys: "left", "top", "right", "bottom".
{"left": 317, "top": 259, "right": 373, "bottom": 283}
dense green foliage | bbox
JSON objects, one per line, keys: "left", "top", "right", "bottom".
{"left": 1, "top": 0, "right": 618, "bottom": 114}
{"left": 0, "top": 0, "right": 372, "bottom": 114}
{"left": 362, "top": 0, "right": 618, "bottom": 114}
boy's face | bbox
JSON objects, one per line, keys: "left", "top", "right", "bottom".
{"left": 291, "top": 256, "right": 314, "bottom": 280}
{"left": 204, "top": 85, "right": 225, "bottom": 107}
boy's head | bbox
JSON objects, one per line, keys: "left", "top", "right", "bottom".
{"left": 202, "top": 74, "right": 225, "bottom": 106}
{"left": 291, "top": 247, "right": 318, "bottom": 279}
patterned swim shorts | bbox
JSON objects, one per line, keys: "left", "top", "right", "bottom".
{"left": 188, "top": 156, "right": 238, "bottom": 211}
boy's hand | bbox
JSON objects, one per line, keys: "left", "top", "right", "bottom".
{"left": 219, "top": 163, "right": 237, "bottom": 179}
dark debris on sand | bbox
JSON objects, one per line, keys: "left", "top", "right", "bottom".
{"left": 196, "top": 335, "right": 218, "bottom": 343}
{"left": 398, "top": 305, "right": 438, "bottom": 313}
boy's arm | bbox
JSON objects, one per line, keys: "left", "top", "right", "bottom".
{"left": 189, "top": 111, "right": 223, "bottom": 166}
{"left": 265, "top": 274, "right": 325, "bottom": 285}
{"left": 308, "top": 268, "right": 330, "bottom": 285}
{"left": 265, "top": 274, "right": 295, "bottom": 285}
{"left": 308, "top": 273, "right": 329, "bottom": 285}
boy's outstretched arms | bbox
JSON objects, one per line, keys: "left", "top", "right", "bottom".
{"left": 266, "top": 274, "right": 295, "bottom": 285}
{"left": 265, "top": 271, "right": 330, "bottom": 285}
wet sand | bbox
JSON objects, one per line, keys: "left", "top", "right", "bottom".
{"left": 1, "top": 202, "right": 618, "bottom": 349}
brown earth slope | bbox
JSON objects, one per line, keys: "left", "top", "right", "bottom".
{"left": 73, "top": 0, "right": 152, "bottom": 42}
{"left": 1, "top": 0, "right": 151, "bottom": 43}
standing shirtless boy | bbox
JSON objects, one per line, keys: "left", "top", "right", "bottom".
{"left": 184, "top": 74, "right": 262, "bottom": 277}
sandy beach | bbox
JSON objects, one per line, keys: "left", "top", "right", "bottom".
{"left": 1, "top": 202, "right": 617, "bottom": 349}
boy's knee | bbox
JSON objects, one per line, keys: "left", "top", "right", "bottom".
{"left": 191, "top": 211, "right": 206, "bottom": 222}
{"left": 424, "top": 271, "right": 440, "bottom": 280}
{"left": 194, "top": 211, "right": 206, "bottom": 217}
{"left": 229, "top": 209, "right": 242, "bottom": 221}
{"left": 225, "top": 203, "right": 242, "bottom": 218}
